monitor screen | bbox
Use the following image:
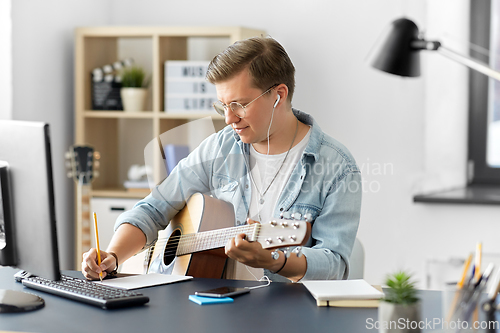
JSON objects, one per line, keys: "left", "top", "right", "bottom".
{"left": 0, "top": 120, "right": 61, "bottom": 281}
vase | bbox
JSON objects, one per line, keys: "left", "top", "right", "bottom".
{"left": 120, "top": 88, "right": 147, "bottom": 112}
{"left": 378, "top": 301, "right": 422, "bottom": 333}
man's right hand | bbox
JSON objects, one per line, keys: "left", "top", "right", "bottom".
{"left": 81, "top": 248, "right": 117, "bottom": 280}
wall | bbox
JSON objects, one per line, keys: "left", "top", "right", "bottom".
{"left": 10, "top": 0, "right": 500, "bottom": 286}
{"left": 0, "top": 0, "right": 12, "bottom": 120}
{"left": 11, "top": 1, "right": 112, "bottom": 269}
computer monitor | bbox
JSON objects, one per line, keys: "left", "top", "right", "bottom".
{"left": 0, "top": 120, "right": 61, "bottom": 281}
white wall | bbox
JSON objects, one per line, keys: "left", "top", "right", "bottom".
{"left": 0, "top": 0, "right": 12, "bottom": 120}
{"left": 11, "top": 1, "right": 112, "bottom": 269}
{"left": 10, "top": 0, "right": 500, "bottom": 285}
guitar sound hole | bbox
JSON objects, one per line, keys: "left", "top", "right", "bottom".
{"left": 163, "top": 229, "right": 181, "bottom": 266}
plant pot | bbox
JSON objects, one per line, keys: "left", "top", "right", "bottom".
{"left": 120, "top": 88, "right": 147, "bottom": 112}
{"left": 378, "top": 301, "right": 422, "bottom": 333}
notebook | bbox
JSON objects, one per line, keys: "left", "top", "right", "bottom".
{"left": 302, "top": 279, "right": 384, "bottom": 306}
{"left": 98, "top": 273, "right": 192, "bottom": 290}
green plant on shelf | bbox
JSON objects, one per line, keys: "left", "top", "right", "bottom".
{"left": 120, "top": 66, "right": 150, "bottom": 88}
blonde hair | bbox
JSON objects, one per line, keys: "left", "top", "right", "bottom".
{"left": 206, "top": 36, "right": 295, "bottom": 101}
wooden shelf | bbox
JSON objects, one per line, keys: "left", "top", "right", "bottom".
{"left": 73, "top": 25, "right": 265, "bottom": 269}
{"left": 75, "top": 26, "right": 264, "bottom": 194}
{"left": 92, "top": 188, "right": 151, "bottom": 199}
{"left": 84, "top": 110, "right": 225, "bottom": 119}
{"left": 75, "top": 26, "right": 265, "bottom": 40}
{"left": 159, "top": 112, "right": 224, "bottom": 120}
{"left": 84, "top": 111, "right": 155, "bottom": 118}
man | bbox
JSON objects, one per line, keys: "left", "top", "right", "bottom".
{"left": 82, "top": 36, "right": 361, "bottom": 283}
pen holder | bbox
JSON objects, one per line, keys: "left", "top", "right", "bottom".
{"left": 481, "top": 299, "right": 500, "bottom": 333}
{"left": 442, "top": 282, "right": 485, "bottom": 330}
{"left": 442, "top": 282, "right": 463, "bottom": 323}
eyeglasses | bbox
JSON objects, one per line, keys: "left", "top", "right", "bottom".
{"left": 213, "top": 85, "right": 277, "bottom": 119}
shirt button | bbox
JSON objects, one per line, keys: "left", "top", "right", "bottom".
{"left": 245, "top": 184, "right": 249, "bottom": 189}
{"left": 236, "top": 220, "right": 241, "bottom": 225}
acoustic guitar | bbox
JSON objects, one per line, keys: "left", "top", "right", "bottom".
{"left": 65, "top": 145, "right": 100, "bottom": 269}
{"left": 145, "top": 193, "right": 311, "bottom": 278}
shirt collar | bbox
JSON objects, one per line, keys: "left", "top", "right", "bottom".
{"left": 232, "top": 108, "right": 323, "bottom": 161}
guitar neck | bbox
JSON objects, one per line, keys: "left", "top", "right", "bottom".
{"left": 76, "top": 182, "right": 92, "bottom": 266}
{"left": 176, "top": 224, "right": 259, "bottom": 256}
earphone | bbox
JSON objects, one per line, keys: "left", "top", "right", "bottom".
{"left": 274, "top": 95, "right": 280, "bottom": 108}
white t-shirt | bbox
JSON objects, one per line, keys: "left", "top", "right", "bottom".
{"left": 248, "top": 127, "right": 311, "bottom": 224}
{"left": 232, "top": 126, "right": 311, "bottom": 280}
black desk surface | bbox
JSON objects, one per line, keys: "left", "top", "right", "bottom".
{"left": 0, "top": 267, "right": 443, "bottom": 333}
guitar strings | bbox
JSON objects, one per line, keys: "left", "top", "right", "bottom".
{"left": 150, "top": 225, "right": 259, "bottom": 257}
{"left": 148, "top": 220, "right": 305, "bottom": 257}
{"left": 150, "top": 227, "right": 279, "bottom": 258}
{"left": 148, "top": 221, "right": 302, "bottom": 259}
{"left": 159, "top": 227, "right": 257, "bottom": 255}
{"left": 150, "top": 231, "right": 287, "bottom": 259}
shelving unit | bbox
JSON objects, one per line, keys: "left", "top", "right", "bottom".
{"left": 74, "top": 26, "right": 266, "bottom": 199}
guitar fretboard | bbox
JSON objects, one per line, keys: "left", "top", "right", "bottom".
{"left": 77, "top": 183, "right": 92, "bottom": 254}
{"left": 176, "top": 224, "right": 260, "bottom": 256}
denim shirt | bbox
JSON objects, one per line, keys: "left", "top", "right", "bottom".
{"left": 115, "top": 109, "right": 362, "bottom": 281}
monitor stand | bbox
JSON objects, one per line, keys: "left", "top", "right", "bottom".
{"left": 0, "top": 289, "right": 45, "bottom": 313}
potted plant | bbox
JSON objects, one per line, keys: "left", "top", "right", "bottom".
{"left": 378, "top": 271, "right": 421, "bottom": 333}
{"left": 120, "top": 66, "right": 150, "bottom": 112}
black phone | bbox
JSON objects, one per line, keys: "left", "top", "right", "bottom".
{"left": 195, "top": 286, "right": 250, "bottom": 298}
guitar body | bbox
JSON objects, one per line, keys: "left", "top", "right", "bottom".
{"left": 146, "top": 193, "right": 311, "bottom": 279}
{"left": 147, "top": 193, "right": 235, "bottom": 278}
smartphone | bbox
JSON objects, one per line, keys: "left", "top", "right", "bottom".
{"left": 195, "top": 286, "right": 250, "bottom": 298}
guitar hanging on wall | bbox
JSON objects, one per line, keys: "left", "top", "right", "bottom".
{"left": 66, "top": 145, "right": 100, "bottom": 269}
{"left": 144, "top": 193, "right": 312, "bottom": 279}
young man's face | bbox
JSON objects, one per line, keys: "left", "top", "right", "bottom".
{"left": 215, "top": 69, "right": 277, "bottom": 146}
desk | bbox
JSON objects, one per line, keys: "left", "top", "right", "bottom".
{"left": 0, "top": 267, "right": 445, "bottom": 333}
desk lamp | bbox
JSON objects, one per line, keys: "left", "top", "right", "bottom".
{"left": 369, "top": 17, "right": 500, "bottom": 81}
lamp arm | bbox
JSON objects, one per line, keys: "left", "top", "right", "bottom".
{"left": 438, "top": 45, "right": 500, "bottom": 82}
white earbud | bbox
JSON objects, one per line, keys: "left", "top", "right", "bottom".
{"left": 274, "top": 95, "right": 280, "bottom": 108}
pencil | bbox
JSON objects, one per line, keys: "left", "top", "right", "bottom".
{"left": 93, "top": 212, "right": 103, "bottom": 281}
{"left": 457, "top": 253, "right": 473, "bottom": 289}
{"left": 472, "top": 243, "right": 483, "bottom": 324}
{"left": 475, "top": 242, "right": 482, "bottom": 282}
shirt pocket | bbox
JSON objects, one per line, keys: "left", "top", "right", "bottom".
{"left": 284, "top": 203, "right": 320, "bottom": 223}
{"left": 212, "top": 174, "right": 239, "bottom": 202}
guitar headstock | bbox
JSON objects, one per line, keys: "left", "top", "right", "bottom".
{"left": 257, "top": 213, "right": 312, "bottom": 251}
{"left": 65, "top": 145, "right": 100, "bottom": 184}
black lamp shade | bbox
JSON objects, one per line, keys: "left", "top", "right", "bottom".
{"left": 370, "top": 18, "right": 421, "bottom": 77}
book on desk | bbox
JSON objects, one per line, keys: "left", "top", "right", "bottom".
{"left": 302, "top": 279, "right": 384, "bottom": 307}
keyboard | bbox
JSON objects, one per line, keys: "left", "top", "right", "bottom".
{"left": 21, "top": 274, "right": 150, "bottom": 309}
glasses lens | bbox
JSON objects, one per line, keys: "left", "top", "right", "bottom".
{"left": 213, "top": 102, "right": 226, "bottom": 116}
{"left": 229, "top": 102, "right": 245, "bottom": 118}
